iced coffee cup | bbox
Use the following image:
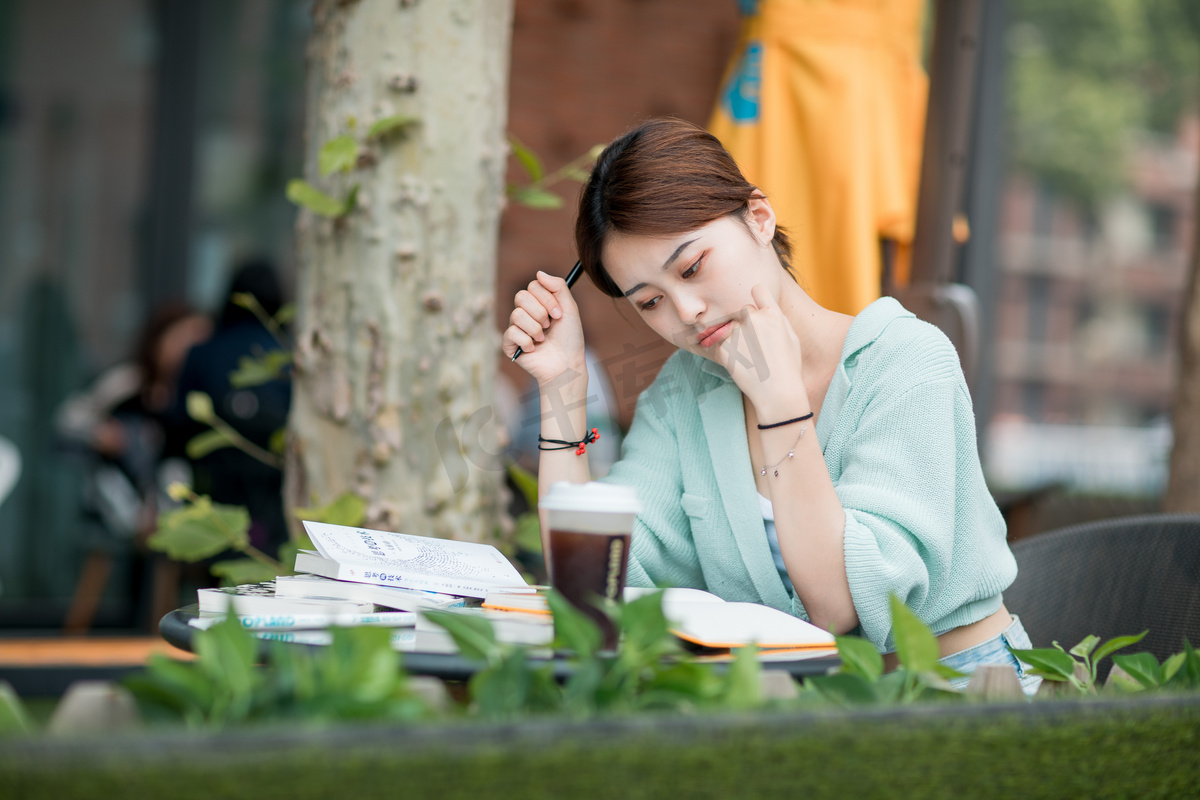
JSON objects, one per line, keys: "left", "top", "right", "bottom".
{"left": 540, "top": 481, "right": 642, "bottom": 650}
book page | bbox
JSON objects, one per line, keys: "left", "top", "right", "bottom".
{"left": 668, "top": 602, "right": 836, "bottom": 649}
{"left": 302, "top": 520, "right": 529, "bottom": 589}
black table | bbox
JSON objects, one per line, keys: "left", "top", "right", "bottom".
{"left": 160, "top": 605, "right": 841, "bottom": 682}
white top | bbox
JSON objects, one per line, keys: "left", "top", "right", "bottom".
{"left": 757, "top": 492, "right": 795, "bottom": 594}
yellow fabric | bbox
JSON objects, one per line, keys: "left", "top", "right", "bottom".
{"left": 708, "top": 0, "right": 927, "bottom": 315}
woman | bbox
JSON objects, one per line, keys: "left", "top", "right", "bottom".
{"left": 502, "top": 118, "right": 1037, "bottom": 693}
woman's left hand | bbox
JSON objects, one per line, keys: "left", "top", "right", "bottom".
{"left": 712, "top": 284, "right": 807, "bottom": 414}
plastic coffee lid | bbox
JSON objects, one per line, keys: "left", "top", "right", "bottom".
{"left": 538, "top": 481, "right": 643, "bottom": 515}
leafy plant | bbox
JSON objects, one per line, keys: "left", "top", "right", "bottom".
{"left": 286, "top": 113, "right": 417, "bottom": 220}
{"left": 1009, "top": 631, "right": 1148, "bottom": 693}
{"left": 423, "top": 589, "right": 764, "bottom": 721}
{"left": 800, "top": 595, "right": 966, "bottom": 706}
{"left": 1108, "top": 639, "right": 1200, "bottom": 692}
{"left": 149, "top": 484, "right": 288, "bottom": 586}
{"left": 125, "top": 611, "right": 431, "bottom": 728}
{"left": 507, "top": 135, "right": 603, "bottom": 210}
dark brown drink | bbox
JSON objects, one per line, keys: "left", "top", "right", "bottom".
{"left": 549, "top": 528, "right": 631, "bottom": 650}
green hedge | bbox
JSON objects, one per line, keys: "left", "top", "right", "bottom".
{"left": 4, "top": 694, "right": 1198, "bottom": 799}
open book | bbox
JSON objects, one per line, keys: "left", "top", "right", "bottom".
{"left": 484, "top": 586, "right": 837, "bottom": 652}
{"left": 297, "top": 520, "right": 534, "bottom": 599}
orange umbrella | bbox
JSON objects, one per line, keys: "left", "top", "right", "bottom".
{"left": 708, "top": 0, "right": 927, "bottom": 315}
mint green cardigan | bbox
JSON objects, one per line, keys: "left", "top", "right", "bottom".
{"left": 602, "top": 298, "right": 1016, "bottom": 652}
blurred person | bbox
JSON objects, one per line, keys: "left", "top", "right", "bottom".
{"left": 56, "top": 302, "right": 212, "bottom": 628}
{"left": 57, "top": 302, "right": 213, "bottom": 542}
{"left": 171, "top": 258, "right": 291, "bottom": 555}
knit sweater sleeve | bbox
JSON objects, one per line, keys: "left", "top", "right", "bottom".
{"left": 600, "top": 365, "right": 707, "bottom": 591}
{"left": 833, "top": 347, "right": 1013, "bottom": 651}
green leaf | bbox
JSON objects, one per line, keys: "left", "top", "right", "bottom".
{"left": 294, "top": 492, "right": 366, "bottom": 528}
{"left": 1069, "top": 634, "right": 1101, "bottom": 660}
{"left": 835, "top": 634, "right": 883, "bottom": 682}
{"left": 342, "top": 183, "right": 359, "bottom": 216}
{"left": 0, "top": 683, "right": 32, "bottom": 734}
{"left": 319, "top": 135, "right": 359, "bottom": 176}
{"left": 721, "top": 644, "right": 762, "bottom": 710}
{"left": 1166, "top": 640, "right": 1200, "bottom": 688}
{"left": 470, "top": 647, "right": 533, "bottom": 720}
{"left": 268, "top": 428, "right": 286, "bottom": 456}
{"left": 186, "top": 391, "right": 215, "bottom": 423}
{"left": 615, "top": 590, "right": 671, "bottom": 656}
{"left": 547, "top": 589, "right": 603, "bottom": 659}
{"left": 506, "top": 461, "right": 540, "bottom": 511}
{"left": 368, "top": 114, "right": 418, "bottom": 140}
{"left": 509, "top": 185, "right": 564, "bottom": 209}
{"left": 126, "top": 654, "right": 214, "bottom": 726}
{"left": 562, "top": 165, "right": 591, "bottom": 183}
{"left": 508, "top": 134, "right": 544, "bottom": 182}
{"left": 210, "top": 557, "right": 278, "bottom": 587}
{"left": 1092, "top": 631, "right": 1149, "bottom": 665}
{"left": 1111, "top": 652, "right": 1162, "bottom": 689}
{"left": 1007, "top": 647, "right": 1076, "bottom": 680}
{"left": 230, "top": 350, "right": 293, "bottom": 388}
{"left": 931, "top": 662, "right": 968, "bottom": 681}
{"left": 421, "top": 610, "right": 497, "bottom": 662}
{"left": 889, "top": 594, "right": 940, "bottom": 673}
{"left": 1162, "top": 651, "right": 1187, "bottom": 683}
{"left": 273, "top": 304, "right": 296, "bottom": 326}
{"left": 286, "top": 179, "right": 346, "bottom": 218}
{"left": 806, "top": 673, "right": 880, "bottom": 706}
{"left": 186, "top": 430, "right": 233, "bottom": 460}
{"left": 194, "top": 612, "right": 259, "bottom": 723}
{"left": 513, "top": 512, "right": 541, "bottom": 555}
{"left": 150, "top": 497, "right": 250, "bottom": 561}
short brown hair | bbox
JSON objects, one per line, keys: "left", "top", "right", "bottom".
{"left": 575, "top": 117, "right": 792, "bottom": 298}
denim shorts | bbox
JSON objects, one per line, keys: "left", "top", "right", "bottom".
{"left": 938, "top": 615, "right": 1042, "bottom": 696}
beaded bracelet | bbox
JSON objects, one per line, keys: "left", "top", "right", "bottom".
{"left": 538, "top": 428, "right": 600, "bottom": 456}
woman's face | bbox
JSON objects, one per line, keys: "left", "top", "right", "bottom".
{"left": 601, "top": 196, "right": 783, "bottom": 361}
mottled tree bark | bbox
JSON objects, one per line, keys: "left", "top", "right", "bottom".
{"left": 288, "top": 0, "right": 514, "bottom": 542}
{"left": 1165, "top": 159, "right": 1200, "bottom": 512}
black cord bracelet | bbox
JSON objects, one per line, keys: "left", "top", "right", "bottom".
{"left": 756, "top": 412, "right": 814, "bottom": 430}
{"left": 538, "top": 428, "right": 600, "bottom": 455}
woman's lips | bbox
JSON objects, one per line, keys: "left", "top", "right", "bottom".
{"left": 697, "top": 321, "right": 733, "bottom": 348}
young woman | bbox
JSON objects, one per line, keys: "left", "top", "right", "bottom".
{"left": 502, "top": 118, "right": 1038, "bottom": 692}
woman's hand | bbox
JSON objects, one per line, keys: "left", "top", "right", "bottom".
{"left": 502, "top": 271, "right": 587, "bottom": 385}
{"left": 713, "top": 284, "right": 807, "bottom": 415}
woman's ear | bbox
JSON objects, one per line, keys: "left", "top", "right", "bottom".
{"left": 746, "top": 192, "right": 777, "bottom": 246}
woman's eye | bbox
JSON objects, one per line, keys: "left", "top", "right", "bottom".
{"left": 682, "top": 256, "right": 702, "bottom": 279}
{"left": 640, "top": 297, "right": 660, "bottom": 311}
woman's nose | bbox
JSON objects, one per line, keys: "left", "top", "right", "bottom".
{"left": 674, "top": 289, "right": 706, "bottom": 325}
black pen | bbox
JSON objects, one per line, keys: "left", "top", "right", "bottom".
{"left": 511, "top": 260, "right": 583, "bottom": 362}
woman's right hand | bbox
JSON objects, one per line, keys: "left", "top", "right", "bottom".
{"left": 502, "top": 270, "right": 586, "bottom": 385}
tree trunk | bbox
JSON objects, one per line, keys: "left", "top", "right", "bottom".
{"left": 288, "top": 0, "right": 514, "bottom": 542}
{"left": 1164, "top": 155, "right": 1200, "bottom": 512}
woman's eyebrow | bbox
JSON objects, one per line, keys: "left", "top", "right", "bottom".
{"left": 622, "top": 238, "right": 699, "bottom": 298}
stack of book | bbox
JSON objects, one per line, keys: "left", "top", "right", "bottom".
{"left": 193, "top": 520, "right": 542, "bottom": 652}
{"left": 195, "top": 520, "right": 838, "bottom": 660}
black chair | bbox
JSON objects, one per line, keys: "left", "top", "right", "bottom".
{"left": 1004, "top": 513, "right": 1200, "bottom": 679}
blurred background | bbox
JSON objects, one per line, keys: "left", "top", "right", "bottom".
{"left": 0, "top": 0, "right": 1197, "bottom": 632}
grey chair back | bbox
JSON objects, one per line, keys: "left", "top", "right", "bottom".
{"left": 1004, "top": 513, "right": 1200, "bottom": 679}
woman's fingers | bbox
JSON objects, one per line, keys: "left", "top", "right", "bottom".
{"left": 514, "top": 289, "right": 551, "bottom": 329}
{"left": 509, "top": 306, "right": 546, "bottom": 342}
{"left": 503, "top": 325, "right": 537, "bottom": 356}
{"left": 526, "top": 277, "right": 562, "bottom": 321}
